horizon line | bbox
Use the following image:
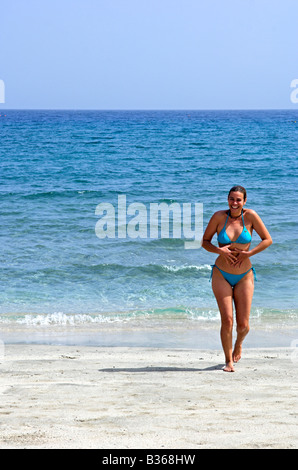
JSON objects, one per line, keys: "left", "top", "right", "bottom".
{"left": 0, "top": 107, "right": 297, "bottom": 112}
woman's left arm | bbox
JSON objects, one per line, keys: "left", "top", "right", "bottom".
{"left": 247, "top": 210, "right": 273, "bottom": 256}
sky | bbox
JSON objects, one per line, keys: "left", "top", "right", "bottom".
{"left": 1, "top": 0, "right": 298, "bottom": 110}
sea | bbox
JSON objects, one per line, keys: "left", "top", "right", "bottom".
{"left": 0, "top": 109, "right": 297, "bottom": 348}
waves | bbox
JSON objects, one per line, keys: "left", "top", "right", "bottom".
{"left": 84, "top": 262, "right": 211, "bottom": 276}
{"left": 0, "top": 312, "right": 129, "bottom": 326}
{"left": 0, "top": 306, "right": 221, "bottom": 326}
{"left": 1, "top": 305, "right": 297, "bottom": 328}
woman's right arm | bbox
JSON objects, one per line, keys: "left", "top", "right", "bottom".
{"left": 202, "top": 213, "right": 237, "bottom": 264}
{"left": 201, "top": 213, "right": 222, "bottom": 254}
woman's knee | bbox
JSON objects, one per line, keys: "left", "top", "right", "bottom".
{"left": 221, "top": 315, "right": 233, "bottom": 331}
{"left": 236, "top": 322, "right": 250, "bottom": 335}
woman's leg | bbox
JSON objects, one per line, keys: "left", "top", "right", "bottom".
{"left": 232, "top": 270, "right": 254, "bottom": 362}
{"left": 212, "top": 268, "right": 234, "bottom": 372}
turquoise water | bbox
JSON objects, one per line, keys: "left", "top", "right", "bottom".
{"left": 0, "top": 110, "right": 297, "bottom": 344}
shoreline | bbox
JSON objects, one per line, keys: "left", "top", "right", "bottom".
{"left": 0, "top": 316, "right": 298, "bottom": 349}
{"left": 0, "top": 344, "right": 297, "bottom": 449}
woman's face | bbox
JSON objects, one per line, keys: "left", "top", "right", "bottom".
{"left": 228, "top": 191, "right": 246, "bottom": 214}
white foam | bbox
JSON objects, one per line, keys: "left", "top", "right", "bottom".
{"left": 17, "top": 312, "right": 126, "bottom": 326}
{"left": 161, "top": 264, "right": 211, "bottom": 272}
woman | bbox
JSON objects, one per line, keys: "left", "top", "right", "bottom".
{"left": 202, "top": 186, "right": 272, "bottom": 372}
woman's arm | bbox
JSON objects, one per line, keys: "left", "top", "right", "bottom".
{"left": 233, "top": 210, "right": 272, "bottom": 266}
{"left": 248, "top": 210, "right": 273, "bottom": 255}
{"left": 202, "top": 212, "right": 238, "bottom": 264}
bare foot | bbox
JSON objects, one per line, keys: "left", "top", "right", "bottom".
{"left": 232, "top": 341, "right": 242, "bottom": 363}
{"left": 223, "top": 362, "right": 235, "bottom": 372}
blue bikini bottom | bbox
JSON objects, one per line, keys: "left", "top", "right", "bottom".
{"left": 210, "top": 264, "right": 257, "bottom": 288}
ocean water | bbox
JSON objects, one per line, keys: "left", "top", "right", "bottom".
{"left": 0, "top": 110, "right": 297, "bottom": 347}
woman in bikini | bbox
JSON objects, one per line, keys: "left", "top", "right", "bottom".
{"left": 202, "top": 186, "right": 272, "bottom": 372}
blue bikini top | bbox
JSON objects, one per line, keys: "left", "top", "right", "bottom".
{"left": 217, "top": 210, "right": 252, "bottom": 245}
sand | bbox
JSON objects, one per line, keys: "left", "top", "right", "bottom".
{"left": 0, "top": 344, "right": 297, "bottom": 449}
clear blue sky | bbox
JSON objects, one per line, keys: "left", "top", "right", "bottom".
{"left": 1, "top": 0, "right": 298, "bottom": 109}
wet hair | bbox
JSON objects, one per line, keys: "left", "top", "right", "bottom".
{"left": 228, "top": 185, "right": 247, "bottom": 201}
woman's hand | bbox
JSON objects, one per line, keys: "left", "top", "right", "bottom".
{"left": 230, "top": 247, "right": 251, "bottom": 267}
{"left": 219, "top": 245, "right": 238, "bottom": 265}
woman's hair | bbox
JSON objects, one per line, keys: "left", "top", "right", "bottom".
{"left": 228, "top": 185, "right": 247, "bottom": 200}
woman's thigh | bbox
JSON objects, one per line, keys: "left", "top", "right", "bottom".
{"left": 233, "top": 270, "right": 254, "bottom": 327}
{"left": 212, "top": 267, "right": 234, "bottom": 325}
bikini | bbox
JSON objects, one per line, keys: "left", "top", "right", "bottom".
{"left": 210, "top": 210, "right": 257, "bottom": 287}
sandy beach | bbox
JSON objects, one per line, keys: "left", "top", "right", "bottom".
{"left": 0, "top": 344, "right": 297, "bottom": 449}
